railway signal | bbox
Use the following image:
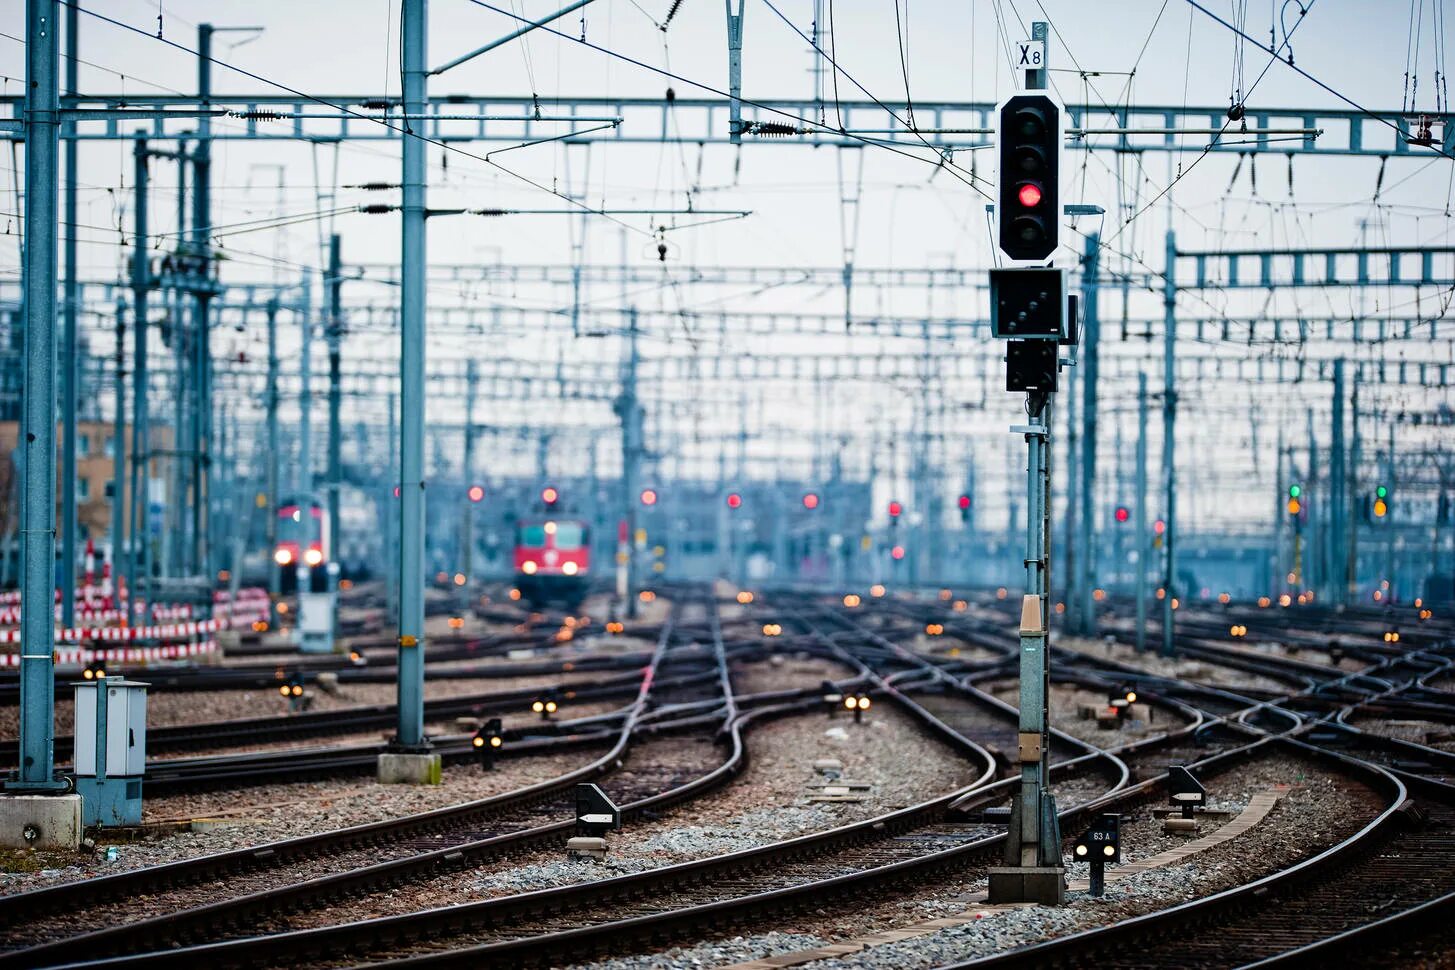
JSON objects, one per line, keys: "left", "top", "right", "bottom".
{"left": 1286, "top": 483, "right": 1303, "bottom": 517}
{"left": 472, "top": 717, "right": 503, "bottom": 771}
{"left": 887, "top": 500, "right": 903, "bottom": 519}
{"left": 995, "top": 93, "right": 1063, "bottom": 262}
{"left": 531, "top": 694, "right": 559, "bottom": 720}
{"left": 467, "top": 485, "right": 484, "bottom": 503}
{"left": 1073, "top": 813, "right": 1120, "bottom": 897}
{"left": 1373, "top": 484, "right": 1389, "bottom": 518}
{"left": 541, "top": 486, "right": 560, "bottom": 508}
{"left": 958, "top": 494, "right": 972, "bottom": 522}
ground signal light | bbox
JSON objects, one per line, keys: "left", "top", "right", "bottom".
{"left": 467, "top": 485, "right": 485, "bottom": 502}
{"left": 532, "top": 696, "right": 559, "bottom": 719}
{"left": 473, "top": 717, "right": 503, "bottom": 771}
{"left": 996, "top": 93, "right": 1062, "bottom": 261}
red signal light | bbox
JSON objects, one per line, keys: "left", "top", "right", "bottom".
{"left": 1114, "top": 506, "right": 1129, "bottom": 523}
{"left": 888, "top": 501, "right": 903, "bottom": 518}
{"left": 640, "top": 488, "right": 658, "bottom": 506}
{"left": 1017, "top": 183, "right": 1043, "bottom": 207}
{"left": 958, "top": 495, "right": 971, "bottom": 511}
{"left": 467, "top": 485, "right": 485, "bottom": 503}
{"left": 726, "top": 492, "right": 742, "bottom": 509}
{"left": 891, "top": 545, "right": 906, "bottom": 560}
{"left": 392, "top": 486, "right": 401, "bottom": 498}
{"left": 802, "top": 493, "right": 819, "bottom": 510}
{"left": 542, "top": 487, "right": 559, "bottom": 505}
{"left": 1153, "top": 519, "right": 1166, "bottom": 536}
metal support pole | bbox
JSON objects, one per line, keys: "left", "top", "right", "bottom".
{"left": 298, "top": 276, "right": 312, "bottom": 496}
{"left": 461, "top": 358, "right": 476, "bottom": 592}
{"left": 395, "top": 0, "right": 429, "bottom": 751}
{"left": 1135, "top": 372, "right": 1148, "bottom": 653}
{"left": 265, "top": 299, "right": 280, "bottom": 626}
{"left": 1077, "top": 232, "right": 1100, "bottom": 635}
{"left": 1347, "top": 380, "right": 1361, "bottom": 601}
{"left": 59, "top": 1, "right": 78, "bottom": 628}
{"left": 190, "top": 23, "right": 213, "bottom": 586}
{"left": 12, "top": 0, "right": 65, "bottom": 791}
{"left": 1330, "top": 359, "right": 1346, "bottom": 606}
{"left": 386, "top": 391, "right": 398, "bottom": 621}
{"left": 111, "top": 297, "right": 127, "bottom": 601}
{"left": 619, "top": 308, "right": 641, "bottom": 619}
{"left": 129, "top": 138, "right": 150, "bottom": 618}
{"left": 996, "top": 391, "right": 1062, "bottom": 890}
{"left": 1160, "top": 229, "right": 1177, "bottom": 657}
{"left": 327, "top": 234, "right": 343, "bottom": 579}
{"left": 726, "top": 1, "right": 745, "bottom": 142}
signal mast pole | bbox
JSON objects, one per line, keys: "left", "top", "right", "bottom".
{"left": 987, "top": 20, "right": 1067, "bottom": 906}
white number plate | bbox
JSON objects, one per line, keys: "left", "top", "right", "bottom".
{"left": 1016, "top": 40, "right": 1045, "bottom": 70}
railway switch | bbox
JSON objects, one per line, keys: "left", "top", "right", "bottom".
{"left": 1073, "top": 813, "right": 1120, "bottom": 897}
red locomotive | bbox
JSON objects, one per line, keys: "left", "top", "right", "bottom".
{"left": 514, "top": 517, "right": 590, "bottom": 606}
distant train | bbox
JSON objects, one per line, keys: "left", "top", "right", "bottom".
{"left": 274, "top": 497, "right": 329, "bottom": 594}
{"left": 514, "top": 517, "right": 590, "bottom": 606}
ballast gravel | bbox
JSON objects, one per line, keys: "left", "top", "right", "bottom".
{"left": 265, "top": 682, "right": 977, "bottom": 933}
{"left": 567, "top": 751, "right": 1383, "bottom": 970}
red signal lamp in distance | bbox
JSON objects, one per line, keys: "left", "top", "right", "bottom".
{"left": 958, "top": 495, "right": 971, "bottom": 511}
{"left": 640, "top": 488, "right": 658, "bottom": 506}
{"left": 1114, "top": 506, "right": 1130, "bottom": 523}
{"left": 541, "top": 486, "right": 559, "bottom": 505}
{"left": 888, "top": 501, "right": 903, "bottom": 518}
{"left": 802, "top": 493, "right": 819, "bottom": 510}
{"left": 726, "top": 492, "right": 742, "bottom": 509}
{"left": 467, "top": 485, "right": 485, "bottom": 503}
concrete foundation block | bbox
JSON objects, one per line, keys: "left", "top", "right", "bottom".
{"left": 567, "top": 836, "right": 607, "bottom": 860}
{"left": 0, "top": 794, "right": 84, "bottom": 850}
{"left": 987, "top": 865, "right": 1066, "bottom": 905}
{"left": 376, "top": 752, "right": 443, "bottom": 785}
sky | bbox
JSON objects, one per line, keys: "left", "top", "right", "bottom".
{"left": 0, "top": 0, "right": 1451, "bottom": 542}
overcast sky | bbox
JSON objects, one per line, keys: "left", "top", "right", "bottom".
{"left": 0, "top": 1, "right": 1450, "bottom": 536}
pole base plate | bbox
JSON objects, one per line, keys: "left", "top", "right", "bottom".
{"left": 987, "top": 865, "right": 1066, "bottom": 905}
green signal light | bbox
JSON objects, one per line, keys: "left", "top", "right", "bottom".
{"left": 1376, "top": 485, "right": 1388, "bottom": 499}
{"left": 1288, "top": 484, "right": 1302, "bottom": 499}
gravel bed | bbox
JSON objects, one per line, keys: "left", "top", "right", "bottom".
{"left": 0, "top": 747, "right": 595, "bottom": 914}
{"left": 987, "top": 682, "right": 1171, "bottom": 748}
{"left": 732, "top": 655, "right": 854, "bottom": 696}
{"left": 1057, "top": 635, "right": 1290, "bottom": 694}
{"left": 0, "top": 671, "right": 619, "bottom": 742}
{"left": 565, "top": 752, "right": 1381, "bottom": 970}
{"left": 1349, "top": 716, "right": 1455, "bottom": 753}
{"left": 264, "top": 699, "right": 978, "bottom": 947}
